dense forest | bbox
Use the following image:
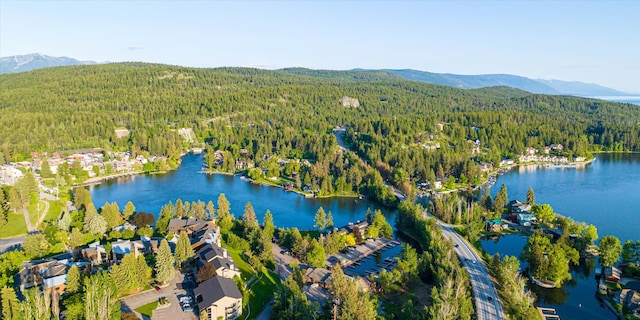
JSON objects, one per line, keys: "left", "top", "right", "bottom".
{"left": 1, "top": 63, "right": 639, "bottom": 200}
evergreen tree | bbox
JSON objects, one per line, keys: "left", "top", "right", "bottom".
{"left": 217, "top": 194, "right": 233, "bottom": 233}
{"left": 83, "top": 203, "right": 106, "bottom": 235}
{"left": 306, "top": 239, "right": 326, "bottom": 268}
{"left": 526, "top": 187, "right": 535, "bottom": 205}
{"left": 175, "top": 231, "right": 194, "bottom": 266}
{"left": 327, "top": 211, "right": 334, "bottom": 231}
{"left": 205, "top": 200, "right": 215, "bottom": 220}
{"left": 40, "top": 158, "right": 53, "bottom": 179}
{"left": 313, "top": 207, "right": 327, "bottom": 232}
{"left": 242, "top": 202, "right": 258, "bottom": 236}
{"left": 58, "top": 210, "right": 71, "bottom": 231}
{"left": 74, "top": 186, "right": 92, "bottom": 210}
{"left": 493, "top": 184, "right": 508, "bottom": 216}
{"left": 155, "top": 239, "right": 175, "bottom": 284}
{"left": 84, "top": 272, "right": 120, "bottom": 320}
{"left": 263, "top": 210, "right": 275, "bottom": 240}
{"left": 599, "top": 235, "right": 622, "bottom": 267}
{"left": 122, "top": 201, "right": 136, "bottom": 221}
{"left": 66, "top": 265, "right": 82, "bottom": 294}
{"left": 101, "top": 202, "right": 121, "bottom": 230}
{"left": 1, "top": 286, "right": 21, "bottom": 320}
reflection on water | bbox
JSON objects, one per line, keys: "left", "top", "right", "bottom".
{"left": 481, "top": 235, "right": 613, "bottom": 319}
{"left": 91, "top": 154, "right": 398, "bottom": 230}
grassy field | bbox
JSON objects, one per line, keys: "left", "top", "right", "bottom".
{"left": 0, "top": 211, "right": 28, "bottom": 238}
{"left": 243, "top": 267, "right": 279, "bottom": 320}
{"left": 134, "top": 301, "right": 158, "bottom": 318}
{"left": 225, "top": 244, "right": 280, "bottom": 320}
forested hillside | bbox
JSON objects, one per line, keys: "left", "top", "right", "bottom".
{"left": 1, "top": 63, "right": 639, "bottom": 199}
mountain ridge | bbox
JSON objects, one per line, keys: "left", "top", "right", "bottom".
{"left": 382, "top": 69, "right": 629, "bottom": 97}
{"left": 0, "top": 53, "right": 96, "bottom": 74}
{"left": 0, "top": 53, "right": 630, "bottom": 96}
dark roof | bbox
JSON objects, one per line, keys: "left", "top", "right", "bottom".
{"left": 41, "top": 263, "right": 67, "bottom": 278}
{"left": 194, "top": 276, "right": 242, "bottom": 311}
{"left": 196, "top": 244, "right": 225, "bottom": 262}
{"left": 211, "top": 257, "right": 236, "bottom": 270}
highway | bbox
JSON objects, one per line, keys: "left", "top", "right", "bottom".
{"left": 440, "top": 224, "right": 506, "bottom": 320}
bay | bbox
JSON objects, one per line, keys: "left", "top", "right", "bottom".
{"left": 483, "top": 153, "right": 640, "bottom": 319}
{"left": 90, "top": 153, "right": 397, "bottom": 230}
{"left": 490, "top": 153, "right": 640, "bottom": 242}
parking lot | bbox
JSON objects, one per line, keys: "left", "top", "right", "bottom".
{"left": 120, "top": 270, "right": 198, "bottom": 320}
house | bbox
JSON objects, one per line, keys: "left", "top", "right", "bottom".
{"left": 110, "top": 239, "right": 144, "bottom": 262}
{"left": 486, "top": 219, "right": 503, "bottom": 232}
{"left": 189, "top": 223, "right": 222, "bottom": 250}
{"left": 194, "top": 276, "right": 242, "bottom": 320}
{"left": 303, "top": 267, "right": 333, "bottom": 288}
{"left": 167, "top": 218, "right": 216, "bottom": 236}
{"left": 517, "top": 213, "right": 537, "bottom": 227}
{"left": 508, "top": 200, "right": 531, "bottom": 214}
{"left": 113, "top": 222, "right": 137, "bottom": 233}
{"left": 616, "top": 289, "right": 640, "bottom": 317}
{"left": 195, "top": 243, "right": 240, "bottom": 279}
{"left": 603, "top": 266, "right": 622, "bottom": 283}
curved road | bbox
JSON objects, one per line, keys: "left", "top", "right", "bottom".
{"left": 440, "top": 224, "right": 506, "bottom": 320}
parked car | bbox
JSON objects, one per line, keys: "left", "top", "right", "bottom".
{"left": 154, "top": 286, "right": 161, "bottom": 292}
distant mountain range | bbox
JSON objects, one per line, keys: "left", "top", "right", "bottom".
{"left": 382, "top": 69, "right": 630, "bottom": 97}
{"left": 0, "top": 53, "right": 96, "bottom": 74}
{"left": 0, "top": 53, "right": 630, "bottom": 97}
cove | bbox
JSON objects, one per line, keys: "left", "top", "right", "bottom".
{"left": 482, "top": 153, "right": 640, "bottom": 319}
{"left": 89, "top": 153, "right": 398, "bottom": 230}
{"left": 490, "top": 153, "right": 640, "bottom": 242}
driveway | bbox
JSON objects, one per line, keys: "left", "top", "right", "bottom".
{"left": 272, "top": 243, "right": 298, "bottom": 280}
{"left": 120, "top": 270, "right": 197, "bottom": 320}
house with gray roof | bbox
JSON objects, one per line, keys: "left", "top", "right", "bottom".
{"left": 194, "top": 276, "right": 242, "bottom": 320}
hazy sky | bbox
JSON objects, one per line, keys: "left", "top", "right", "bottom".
{"left": 1, "top": 1, "right": 639, "bottom": 92}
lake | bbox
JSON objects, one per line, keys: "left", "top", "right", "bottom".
{"left": 490, "top": 153, "right": 640, "bottom": 242}
{"left": 483, "top": 153, "right": 640, "bottom": 320}
{"left": 90, "top": 153, "right": 398, "bottom": 230}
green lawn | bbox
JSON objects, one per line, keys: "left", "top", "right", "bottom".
{"left": 26, "top": 195, "right": 40, "bottom": 225}
{"left": 227, "top": 247, "right": 254, "bottom": 281}
{"left": 0, "top": 211, "right": 28, "bottom": 238}
{"left": 44, "top": 200, "right": 63, "bottom": 223}
{"left": 243, "top": 267, "right": 280, "bottom": 320}
{"left": 135, "top": 301, "right": 158, "bottom": 318}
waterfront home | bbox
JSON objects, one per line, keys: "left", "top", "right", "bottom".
{"left": 167, "top": 218, "right": 216, "bottom": 236}
{"left": 486, "top": 219, "right": 503, "bottom": 232}
{"left": 194, "top": 276, "right": 242, "bottom": 320}
{"left": 517, "top": 213, "right": 537, "bottom": 227}
{"left": 603, "top": 266, "right": 622, "bottom": 283}
{"left": 615, "top": 289, "right": 640, "bottom": 317}
{"left": 508, "top": 200, "right": 531, "bottom": 214}
{"left": 113, "top": 222, "right": 137, "bottom": 233}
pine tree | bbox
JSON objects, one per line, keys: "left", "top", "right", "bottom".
{"left": 40, "top": 158, "right": 53, "bottom": 179}
{"left": 526, "top": 187, "right": 535, "bottom": 205}
{"left": 242, "top": 202, "right": 258, "bottom": 236}
{"left": 66, "top": 265, "right": 81, "bottom": 294}
{"left": 175, "top": 231, "right": 194, "bottom": 266}
{"left": 74, "top": 186, "right": 92, "bottom": 210}
{"left": 1, "top": 286, "right": 21, "bottom": 320}
{"left": 83, "top": 203, "right": 106, "bottom": 235}
{"left": 122, "top": 201, "right": 136, "bottom": 221}
{"left": 155, "top": 240, "right": 175, "bottom": 284}
{"left": 314, "top": 207, "right": 327, "bottom": 232}
{"left": 205, "top": 200, "right": 215, "bottom": 220}
{"left": 84, "top": 272, "right": 120, "bottom": 320}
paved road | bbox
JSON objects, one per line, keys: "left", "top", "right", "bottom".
{"left": 0, "top": 236, "right": 25, "bottom": 254}
{"left": 440, "top": 224, "right": 506, "bottom": 320}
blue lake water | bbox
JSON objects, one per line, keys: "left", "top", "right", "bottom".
{"left": 90, "top": 153, "right": 398, "bottom": 230}
{"left": 91, "top": 152, "right": 639, "bottom": 319}
{"left": 490, "top": 153, "right": 640, "bottom": 242}
{"left": 483, "top": 153, "right": 640, "bottom": 320}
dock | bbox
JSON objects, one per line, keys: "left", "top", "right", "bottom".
{"left": 326, "top": 238, "right": 396, "bottom": 268}
{"left": 537, "top": 307, "right": 560, "bottom": 319}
